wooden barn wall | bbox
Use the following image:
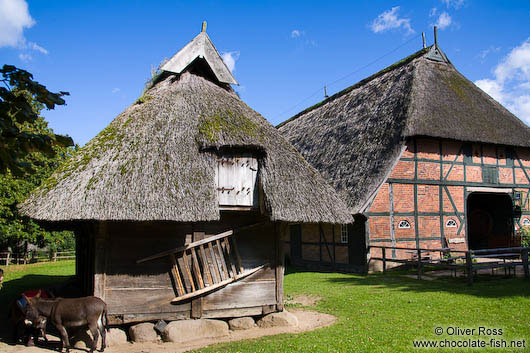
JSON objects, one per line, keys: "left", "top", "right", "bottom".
{"left": 92, "top": 212, "right": 282, "bottom": 324}
{"left": 366, "top": 137, "right": 530, "bottom": 261}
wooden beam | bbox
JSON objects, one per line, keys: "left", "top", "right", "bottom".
{"left": 137, "top": 230, "right": 233, "bottom": 264}
{"left": 169, "top": 254, "right": 185, "bottom": 297}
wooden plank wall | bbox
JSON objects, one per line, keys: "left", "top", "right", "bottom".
{"left": 93, "top": 212, "right": 281, "bottom": 324}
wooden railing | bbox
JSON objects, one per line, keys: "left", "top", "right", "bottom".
{"left": 368, "top": 245, "right": 530, "bottom": 285}
{"left": 369, "top": 245, "right": 450, "bottom": 280}
{"left": 0, "top": 250, "right": 75, "bottom": 266}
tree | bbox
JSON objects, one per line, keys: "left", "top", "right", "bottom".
{"left": 1, "top": 64, "right": 73, "bottom": 175}
{"left": 0, "top": 65, "right": 75, "bottom": 252}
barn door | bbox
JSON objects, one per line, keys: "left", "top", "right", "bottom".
{"left": 136, "top": 230, "right": 266, "bottom": 303}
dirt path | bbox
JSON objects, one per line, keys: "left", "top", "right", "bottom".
{"left": 0, "top": 309, "right": 336, "bottom": 353}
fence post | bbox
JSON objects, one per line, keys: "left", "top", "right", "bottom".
{"left": 417, "top": 248, "right": 422, "bottom": 280}
{"left": 466, "top": 251, "right": 473, "bottom": 286}
{"left": 382, "top": 247, "right": 387, "bottom": 274}
{"left": 53, "top": 252, "right": 57, "bottom": 262}
{"left": 5, "top": 252, "right": 9, "bottom": 267}
{"left": 522, "top": 248, "right": 529, "bottom": 279}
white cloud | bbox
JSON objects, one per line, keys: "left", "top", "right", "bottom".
{"left": 291, "top": 29, "right": 303, "bottom": 38}
{"left": 441, "top": 0, "right": 465, "bottom": 9}
{"left": 475, "top": 78, "right": 505, "bottom": 102}
{"left": 493, "top": 40, "right": 530, "bottom": 83}
{"left": 478, "top": 46, "right": 501, "bottom": 62}
{"left": 0, "top": 0, "right": 35, "bottom": 47}
{"left": 435, "top": 12, "right": 452, "bottom": 30}
{"left": 221, "top": 51, "right": 240, "bottom": 73}
{"left": 429, "top": 8, "right": 437, "bottom": 17}
{"left": 29, "top": 41, "right": 47, "bottom": 54}
{"left": 111, "top": 88, "right": 121, "bottom": 94}
{"left": 18, "top": 53, "right": 31, "bottom": 62}
{"left": 370, "top": 7, "right": 414, "bottom": 35}
{"left": 475, "top": 38, "right": 530, "bottom": 124}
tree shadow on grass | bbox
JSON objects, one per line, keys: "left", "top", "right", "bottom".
{"left": 0, "top": 274, "right": 78, "bottom": 346}
{"left": 324, "top": 271, "right": 530, "bottom": 299}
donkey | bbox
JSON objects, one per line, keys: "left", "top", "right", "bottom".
{"left": 9, "top": 290, "right": 53, "bottom": 346}
{"left": 8, "top": 301, "right": 48, "bottom": 346}
{"left": 24, "top": 296, "right": 108, "bottom": 352}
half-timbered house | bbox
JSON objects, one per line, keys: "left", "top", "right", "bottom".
{"left": 279, "top": 35, "right": 530, "bottom": 272}
{"left": 20, "top": 24, "right": 352, "bottom": 323}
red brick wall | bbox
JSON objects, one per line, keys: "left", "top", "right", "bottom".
{"left": 367, "top": 137, "right": 530, "bottom": 263}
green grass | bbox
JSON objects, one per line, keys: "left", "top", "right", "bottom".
{"left": 195, "top": 268, "right": 530, "bottom": 352}
{"left": 0, "top": 260, "right": 75, "bottom": 317}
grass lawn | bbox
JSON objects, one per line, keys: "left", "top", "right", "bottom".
{"left": 1, "top": 262, "right": 529, "bottom": 352}
{"left": 196, "top": 269, "right": 530, "bottom": 352}
{"left": 0, "top": 260, "right": 75, "bottom": 318}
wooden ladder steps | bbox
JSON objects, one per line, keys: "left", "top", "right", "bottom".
{"left": 137, "top": 229, "right": 264, "bottom": 303}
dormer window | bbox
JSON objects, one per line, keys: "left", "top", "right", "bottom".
{"left": 216, "top": 154, "right": 258, "bottom": 208}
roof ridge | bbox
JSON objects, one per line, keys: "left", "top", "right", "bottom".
{"left": 277, "top": 46, "right": 431, "bottom": 128}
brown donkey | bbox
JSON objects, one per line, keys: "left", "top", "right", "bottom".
{"left": 24, "top": 296, "right": 108, "bottom": 352}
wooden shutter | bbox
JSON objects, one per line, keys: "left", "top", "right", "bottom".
{"left": 216, "top": 154, "right": 258, "bottom": 207}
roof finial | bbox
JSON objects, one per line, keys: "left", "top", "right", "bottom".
{"left": 434, "top": 26, "right": 438, "bottom": 47}
{"left": 422, "top": 32, "right": 426, "bottom": 49}
{"left": 201, "top": 21, "right": 207, "bottom": 33}
{"left": 324, "top": 86, "right": 329, "bottom": 99}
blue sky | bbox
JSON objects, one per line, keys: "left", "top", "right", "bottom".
{"left": 1, "top": 0, "right": 529, "bottom": 146}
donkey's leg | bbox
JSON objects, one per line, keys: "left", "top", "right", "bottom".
{"left": 56, "top": 324, "right": 70, "bottom": 353}
{"left": 88, "top": 321, "right": 99, "bottom": 353}
{"left": 97, "top": 312, "right": 106, "bottom": 352}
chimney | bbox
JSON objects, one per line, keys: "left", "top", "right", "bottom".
{"left": 201, "top": 21, "right": 207, "bottom": 33}
{"left": 434, "top": 26, "right": 438, "bottom": 47}
{"left": 422, "top": 32, "right": 426, "bottom": 49}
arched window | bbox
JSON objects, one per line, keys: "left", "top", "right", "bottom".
{"left": 446, "top": 219, "right": 457, "bottom": 228}
{"left": 398, "top": 220, "right": 410, "bottom": 229}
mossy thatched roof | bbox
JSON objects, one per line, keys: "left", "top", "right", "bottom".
{"left": 279, "top": 47, "right": 530, "bottom": 213}
{"left": 20, "top": 72, "right": 352, "bottom": 224}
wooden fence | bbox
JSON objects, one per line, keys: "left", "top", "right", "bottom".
{"left": 0, "top": 250, "right": 75, "bottom": 266}
{"left": 368, "top": 245, "right": 529, "bottom": 285}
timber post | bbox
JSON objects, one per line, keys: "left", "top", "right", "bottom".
{"left": 417, "top": 248, "right": 422, "bottom": 280}
{"left": 382, "top": 247, "right": 387, "bottom": 274}
{"left": 94, "top": 221, "right": 108, "bottom": 300}
{"left": 466, "top": 250, "right": 473, "bottom": 286}
{"left": 275, "top": 222, "right": 285, "bottom": 311}
{"left": 522, "top": 248, "right": 529, "bottom": 279}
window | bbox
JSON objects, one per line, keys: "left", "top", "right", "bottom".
{"left": 446, "top": 219, "right": 457, "bottom": 228}
{"left": 398, "top": 220, "right": 410, "bottom": 229}
{"left": 523, "top": 218, "right": 530, "bottom": 226}
{"left": 340, "top": 225, "right": 348, "bottom": 243}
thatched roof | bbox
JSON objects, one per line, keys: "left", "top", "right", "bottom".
{"left": 278, "top": 45, "right": 530, "bottom": 214}
{"left": 20, "top": 72, "right": 352, "bottom": 224}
